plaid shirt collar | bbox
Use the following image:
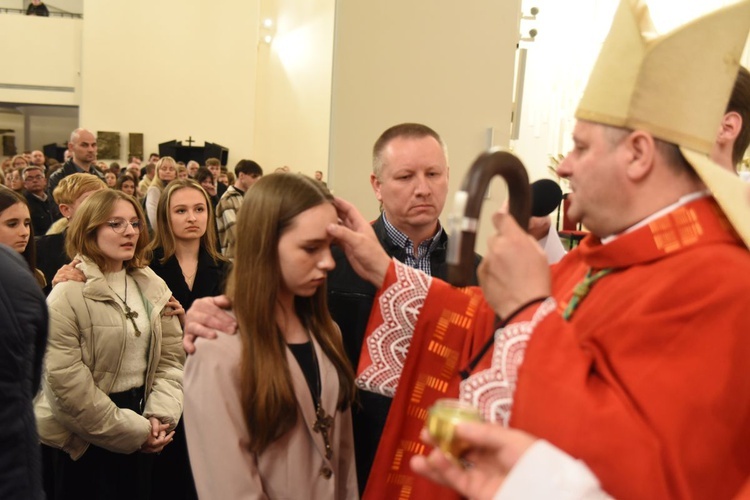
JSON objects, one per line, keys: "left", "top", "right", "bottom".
{"left": 381, "top": 213, "right": 443, "bottom": 275}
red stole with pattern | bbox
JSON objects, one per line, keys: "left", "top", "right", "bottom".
{"left": 357, "top": 264, "right": 496, "bottom": 499}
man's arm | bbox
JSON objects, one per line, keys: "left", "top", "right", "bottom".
{"left": 182, "top": 295, "right": 236, "bottom": 354}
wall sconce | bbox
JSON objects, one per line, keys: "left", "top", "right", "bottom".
{"left": 521, "top": 7, "right": 539, "bottom": 20}
{"left": 519, "top": 28, "right": 538, "bottom": 42}
{"left": 260, "top": 18, "right": 275, "bottom": 45}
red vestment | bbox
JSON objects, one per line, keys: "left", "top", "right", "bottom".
{"left": 357, "top": 197, "right": 750, "bottom": 499}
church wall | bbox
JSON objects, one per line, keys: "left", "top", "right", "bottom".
{"left": 79, "top": 0, "right": 260, "bottom": 164}
{"left": 328, "top": 0, "right": 522, "bottom": 251}
{"left": 252, "top": 0, "right": 335, "bottom": 178}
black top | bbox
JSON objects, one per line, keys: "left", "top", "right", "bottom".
{"left": 24, "top": 191, "right": 55, "bottom": 237}
{"left": 287, "top": 341, "right": 319, "bottom": 405}
{"left": 35, "top": 230, "right": 67, "bottom": 296}
{"left": 148, "top": 246, "right": 229, "bottom": 312}
{"left": 26, "top": 3, "right": 49, "bottom": 16}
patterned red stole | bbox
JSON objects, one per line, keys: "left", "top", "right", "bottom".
{"left": 356, "top": 261, "right": 495, "bottom": 499}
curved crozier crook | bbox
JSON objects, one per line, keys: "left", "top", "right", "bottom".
{"left": 446, "top": 149, "right": 531, "bottom": 287}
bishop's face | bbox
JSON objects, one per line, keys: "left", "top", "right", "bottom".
{"left": 555, "top": 120, "right": 630, "bottom": 238}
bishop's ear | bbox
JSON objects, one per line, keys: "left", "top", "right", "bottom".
{"left": 623, "top": 130, "right": 657, "bottom": 182}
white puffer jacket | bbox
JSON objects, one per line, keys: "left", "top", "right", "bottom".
{"left": 34, "top": 256, "right": 185, "bottom": 460}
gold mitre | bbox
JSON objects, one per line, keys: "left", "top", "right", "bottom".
{"left": 576, "top": 0, "right": 750, "bottom": 246}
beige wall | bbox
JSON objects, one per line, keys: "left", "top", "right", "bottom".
{"left": 0, "top": 15, "right": 81, "bottom": 106}
{"left": 253, "top": 0, "right": 335, "bottom": 177}
{"left": 329, "top": 0, "right": 522, "bottom": 251}
{"left": 79, "top": 0, "right": 260, "bottom": 163}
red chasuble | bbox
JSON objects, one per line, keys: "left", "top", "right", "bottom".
{"left": 357, "top": 197, "right": 750, "bottom": 500}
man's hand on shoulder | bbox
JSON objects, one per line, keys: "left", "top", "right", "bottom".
{"left": 183, "top": 295, "right": 236, "bottom": 354}
{"left": 51, "top": 258, "right": 85, "bottom": 288}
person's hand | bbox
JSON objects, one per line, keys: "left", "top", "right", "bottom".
{"left": 527, "top": 216, "right": 552, "bottom": 241}
{"left": 183, "top": 295, "right": 235, "bottom": 354}
{"left": 140, "top": 417, "right": 175, "bottom": 454}
{"left": 327, "top": 197, "right": 391, "bottom": 287}
{"left": 478, "top": 210, "right": 551, "bottom": 319}
{"left": 410, "top": 423, "right": 538, "bottom": 500}
{"left": 162, "top": 295, "right": 185, "bottom": 328}
{"left": 51, "top": 258, "right": 85, "bottom": 287}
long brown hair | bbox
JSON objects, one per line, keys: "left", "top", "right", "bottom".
{"left": 226, "top": 174, "right": 355, "bottom": 453}
{"left": 66, "top": 189, "right": 150, "bottom": 271}
{"left": 147, "top": 179, "right": 224, "bottom": 264}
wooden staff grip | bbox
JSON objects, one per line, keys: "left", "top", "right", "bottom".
{"left": 446, "top": 149, "right": 530, "bottom": 287}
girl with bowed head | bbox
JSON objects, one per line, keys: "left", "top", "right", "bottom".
{"left": 34, "top": 189, "right": 184, "bottom": 500}
{"left": 184, "top": 174, "right": 358, "bottom": 499}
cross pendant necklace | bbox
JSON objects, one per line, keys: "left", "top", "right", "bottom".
{"left": 109, "top": 274, "right": 142, "bottom": 337}
{"left": 310, "top": 345, "right": 334, "bottom": 460}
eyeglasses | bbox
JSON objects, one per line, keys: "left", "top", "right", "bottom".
{"left": 24, "top": 175, "right": 45, "bottom": 181}
{"left": 107, "top": 218, "right": 142, "bottom": 234}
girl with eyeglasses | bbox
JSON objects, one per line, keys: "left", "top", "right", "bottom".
{"left": 34, "top": 189, "right": 184, "bottom": 500}
{"left": 146, "top": 156, "right": 178, "bottom": 231}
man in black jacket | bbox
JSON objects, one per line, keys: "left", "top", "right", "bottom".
{"left": 22, "top": 165, "right": 55, "bottom": 236}
{"left": 47, "top": 128, "right": 105, "bottom": 220}
{"left": 327, "top": 123, "right": 481, "bottom": 493}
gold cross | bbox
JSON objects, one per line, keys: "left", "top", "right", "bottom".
{"left": 123, "top": 305, "right": 141, "bottom": 337}
{"left": 313, "top": 405, "right": 334, "bottom": 459}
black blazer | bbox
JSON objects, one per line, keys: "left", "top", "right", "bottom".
{"left": 148, "top": 247, "right": 229, "bottom": 312}
{"left": 35, "top": 230, "right": 68, "bottom": 296}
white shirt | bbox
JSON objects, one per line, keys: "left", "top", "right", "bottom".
{"left": 495, "top": 440, "right": 612, "bottom": 500}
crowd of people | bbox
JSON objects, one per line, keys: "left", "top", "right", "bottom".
{"left": 2, "top": 1, "right": 750, "bottom": 499}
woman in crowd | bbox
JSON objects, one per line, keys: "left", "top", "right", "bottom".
{"left": 184, "top": 174, "right": 357, "bottom": 499}
{"left": 11, "top": 154, "right": 29, "bottom": 171}
{"left": 6, "top": 168, "right": 24, "bottom": 193}
{"left": 176, "top": 164, "right": 189, "bottom": 181}
{"left": 34, "top": 189, "right": 184, "bottom": 500}
{"left": 145, "top": 156, "right": 177, "bottom": 230}
{"left": 0, "top": 187, "right": 45, "bottom": 287}
{"left": 105, "top": 171, "right": 118, "bottom": 188}
{"left": 193, "top": 167, "right": 218, "bottom": 208}
{"left": 147, "top": 179, "right": 229, "bottom": 499}
{"left": 116, "top": 174, "right": 137, "bottom": 197}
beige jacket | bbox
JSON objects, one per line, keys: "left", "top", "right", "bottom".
{"left": 34, "top": 256, "right": 185, "bottom": 460}
{"left": 184, "top": 333, "right": 358, "bottom": 500}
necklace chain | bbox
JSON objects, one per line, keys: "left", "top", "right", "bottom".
{"left": 309, "top": 342, "right": 334, "bottom": 460}
{"left": 108, "top": 273, "right": 142, "bottom": 337}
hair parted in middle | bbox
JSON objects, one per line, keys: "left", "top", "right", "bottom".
{"left": 0, "top": 186, "right": 42, "bottom": 286}
{"left": 225, "top": 173, "right": 355, "bottom": 454}
{"left": 150, "top": 156, "right": 177, "bottom": 192}
{"left": 65, "top": 189, "right": 150, "bottom": 271}
{"left": 148, "top": 179, "right": 225, "bottom": 265}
